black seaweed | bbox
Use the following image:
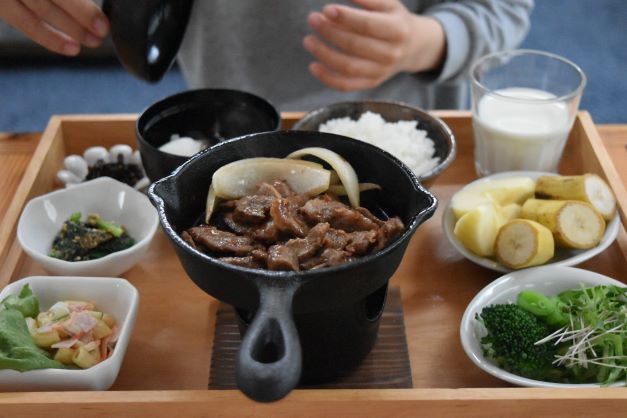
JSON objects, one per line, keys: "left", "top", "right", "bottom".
{"left": 48, "top": 213, "right": 135, "bottom": 261}
{"left": 85, "top": 154, "right": 144, "bottom": 187}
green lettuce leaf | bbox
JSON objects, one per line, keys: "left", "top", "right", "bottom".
{"left": 0, "top": 284, "right": 40, "bottom": 318}
{"left": 0, "top": 285, "right": 65, "bottom": 371}
{"left": 0, "top": 309, "right": 65, "bottom": 371}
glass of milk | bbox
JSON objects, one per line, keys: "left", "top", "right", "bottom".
{"left": 471, "top": 50, "right": 586, "bottom": 176}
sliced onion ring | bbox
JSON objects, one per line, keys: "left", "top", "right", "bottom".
{"left": 211, "top": 157, "right": 330, "bottom": 200}
{"left": 286, "top": 147, "right": 360, "bottom": 207}
{"left": 328, "top": 182, "right": 381, "bottom": 196}
{"left": 205, "top": 184, "right": 219, "bottom": 224}
{"left": 329, "top": 170, "right": 341, "bottom": 185}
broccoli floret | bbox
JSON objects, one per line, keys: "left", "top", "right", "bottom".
{"left": 477, "top": 304, "right": 558, "bottom": 380}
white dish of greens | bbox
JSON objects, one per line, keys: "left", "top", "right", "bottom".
{"left": 17, "top": 177, "right": 158, "bottom": 277}
{"left": 461, "top": 266, "right": 627, "bottom": 387}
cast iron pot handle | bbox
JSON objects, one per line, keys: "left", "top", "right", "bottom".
{"left": 236, "top": 280, "right": 302, "bottom": 402}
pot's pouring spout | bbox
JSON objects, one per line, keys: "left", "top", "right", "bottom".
{"left": 148, "top": 171, "right": 193, "bottom": 234}
{"left": 148, "top": 174, "right": 177, "bottom": 214}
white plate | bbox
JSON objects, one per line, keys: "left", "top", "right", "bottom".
{"left": 0, "top": 276, "right": 139, "bottom": 391}
{"left": 442, "top": 171, "right": 620, "bottom": 273}
{"left": 460, "top": 265, "right": 626, "bottom": 388}
{"left": 17, "top": 177, "right": 159, "bottom": 277}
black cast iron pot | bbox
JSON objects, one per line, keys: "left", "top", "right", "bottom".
{"left": 148, "top": 130, "right": 437, "bottom": 402}
{"left": 235, "top": 281, "right": 390, "bottom": 385}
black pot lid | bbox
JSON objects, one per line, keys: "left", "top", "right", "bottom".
{"left": 102, "top": 0, "right": 194, "bottom": 83}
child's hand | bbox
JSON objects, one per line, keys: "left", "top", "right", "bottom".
{"left": 304, "top": 0, "right": 445, "bottom": 91}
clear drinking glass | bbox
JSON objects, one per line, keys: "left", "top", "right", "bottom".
{"left": 470, "top": 49, "right": 586, "bottom": 177}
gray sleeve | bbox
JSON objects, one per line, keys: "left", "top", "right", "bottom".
{"left": 423, "top": 0, "right": 534, "bottom": 82}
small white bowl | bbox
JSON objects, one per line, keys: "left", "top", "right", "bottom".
{"left": 0, "top": 275, "right": 139, "bottom": 391}
{"left": 17, "top": 177, "right": 158, "bottom": 277}
{"left": 442, "top": 171, "right": 620, "bottom": 273}
{"left": 460, "top": 265, "right": 626, "bottom": 388}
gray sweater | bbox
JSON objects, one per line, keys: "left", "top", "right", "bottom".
{"left": 177, "top": 0, "right": 533, "bottom": 111}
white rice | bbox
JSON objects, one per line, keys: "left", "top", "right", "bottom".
{"left": 318, "top": 111, "right": 440, "bottom": 177}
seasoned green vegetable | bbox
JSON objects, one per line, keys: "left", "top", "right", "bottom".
{"left": 84, "top": 234, "right": 135, "bottom": 259}
{"left": 477, "top": 303, "right": 558, "bottom": 380}
{"left": 87, "top": 214, "right": 124, "bottom": 238}
{"left": 49, "top": 213, "right": 135, "bottom": 261}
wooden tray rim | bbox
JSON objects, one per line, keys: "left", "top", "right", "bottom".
{"left": 2, "top": 388, "right": 627, "bottom": 417}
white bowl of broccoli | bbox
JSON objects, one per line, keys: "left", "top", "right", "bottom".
{"left": 461, "top": 265, "right": 626, "bottom": 388}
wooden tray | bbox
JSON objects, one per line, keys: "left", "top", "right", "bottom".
{"left": 0, "top": 111, "right": 626, "bottom": 417}
{"left": 209, "top": 287, "right": 413, "bottom": 390}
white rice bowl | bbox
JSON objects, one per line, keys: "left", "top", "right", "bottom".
{"left": 319, "top": 111, "right": 440, "bottom": 177}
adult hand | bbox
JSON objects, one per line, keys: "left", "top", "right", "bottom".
{"left": 304, "top": 0, "right": 446, "bottom": 91}
{"left": 0, "top": 0, "right": 109, "bottom": 56}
